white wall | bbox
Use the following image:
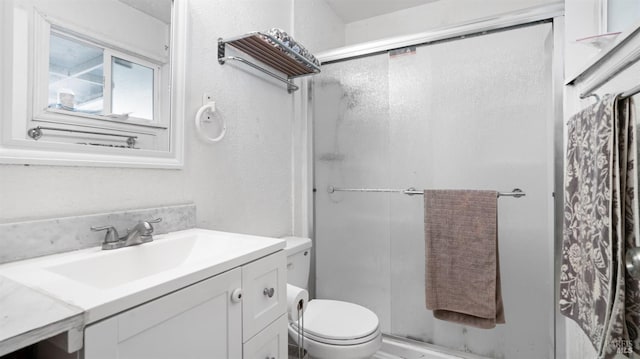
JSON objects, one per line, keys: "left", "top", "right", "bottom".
{"left": 344, "top": 0, "right": 559, "bottom": 45}
{"left": 564, "top": 0, "right": 602, "bottom": 78}
{"left": 0, "top": 0, "right": 343, "bottom": 240}
{"left": 185, "top": 0, "right": 294, "bottom": 235}
{"left": 38, "top": 0, "right": 168, "bottom": 60}
{"left": 292, "top": 0, "right": 345, "bottom": 53}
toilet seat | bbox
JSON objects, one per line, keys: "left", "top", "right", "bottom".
{"left": 290, "top": 323, "right": 381, "bottom": 346}
{"left": 290, "top": 299, "right": 380, "bottom": 346}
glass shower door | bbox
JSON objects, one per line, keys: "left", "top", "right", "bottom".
{"left": 313, "top": 22, "right": 554, "bottom": 359}
{"left": 313, "top": 53, "right": 393, "bottom": 326}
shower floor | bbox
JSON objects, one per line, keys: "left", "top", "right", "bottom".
{"left": 287, "top": 335, "right": 490, "bottom": 359}
{"left": 372, "top": 335, "right": 490, "bottom": 359}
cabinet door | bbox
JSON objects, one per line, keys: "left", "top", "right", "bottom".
{"left": 242, "top": 251, "right": 286, "bottom": 341}
{"left": 84, "top": 268, "right": 242, "bottom": 359}
{"left": 243, "top": 314, "right": 288, "bottom": 359}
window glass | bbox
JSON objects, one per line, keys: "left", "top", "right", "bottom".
{"left": 112, "top": 57, "right": 154, "bottom": 120}
{"left": 48, "top": 32, "right": 104, "bottom": 114}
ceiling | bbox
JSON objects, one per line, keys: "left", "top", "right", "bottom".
{"left": 117, "top": 0, "right": 437, "bottom": 26}
{"left": 324, "top": 0, "right": 439, "bottom": 23}
{"left": 118, "top": 0, "right": 172, "bottom": 24}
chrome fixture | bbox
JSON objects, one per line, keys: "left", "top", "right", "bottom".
{"left": 91, "top": 218, "right": 162, "bottom": 250}
{"left": 263, "top": 287, "right": 275, "bottom": 298}
{"left": 627, "top": 247, "right": 640, "bottom": 279}
{"left": 218, "top": 31, "right": 321, "bottom": 93}
{"left": 27, "top": 126, "right": 137, "bottom": 148}
{"left": 327, "top": 186, "right": 526, "bottom": 198}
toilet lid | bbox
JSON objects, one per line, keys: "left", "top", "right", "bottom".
{"left": 294, "top": 299, "right": 379, "bottom": 341}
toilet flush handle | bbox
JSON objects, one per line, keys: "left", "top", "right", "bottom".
{"left": 263, "top": 287, "right": 275, "bottom": 298}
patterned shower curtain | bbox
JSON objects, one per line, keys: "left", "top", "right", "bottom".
{"left": 560, "top": 94, "right": 640, "bottom": 358}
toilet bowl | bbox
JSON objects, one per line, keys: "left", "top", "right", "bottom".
{"left": 284, "top": 237, "right": 382, "bottom": 359}
{"left": 288, "top": 299, "right": 382, "bottom": 359}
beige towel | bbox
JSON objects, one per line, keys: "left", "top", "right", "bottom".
{"left": 424, "top": 190, "right": 505, "bottom": 329}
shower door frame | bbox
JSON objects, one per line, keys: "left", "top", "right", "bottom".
{"left": 296, "top": 3, "right": 565, "bottom": 358}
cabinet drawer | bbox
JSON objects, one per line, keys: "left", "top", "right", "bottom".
{"left": 242, "top": 250, "right": 287, "bottom": 340}
{"left": 243, "top": 314, "right": 288, "bottom": 359}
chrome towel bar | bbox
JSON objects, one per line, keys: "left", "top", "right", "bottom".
{"left": 327, "top": 186, "right": 526, "bottom": 198}
{"left": 219, "top": 55, "right": 299, "bottom": 92}
{"left": 27, "top": 126, "right": 137, "bottom": 147}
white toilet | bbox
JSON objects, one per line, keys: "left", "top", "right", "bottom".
{"left": 284, "top": 237, "right": 382, "bottom": 359}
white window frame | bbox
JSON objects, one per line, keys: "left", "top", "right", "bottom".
{"left": 0, "top": 0, "right": 187, "bottom": 169}
{"left": 33, "top": 17, "right": 167, "bottom": 132}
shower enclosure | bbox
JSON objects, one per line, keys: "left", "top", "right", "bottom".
{"left": 312, "top": 21, "right": 557, "bottom": 358}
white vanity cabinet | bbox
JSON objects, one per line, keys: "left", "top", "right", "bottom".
{"left": 241, "top": 251, "right": 288, "bottom": 359}
{"left": 242, "top": 315, "right": 289, "bottom": 359}
{"left": 84, "top": 268, "right": 243, "bottom": 359}
{"left": 83, "top": 251, "right": 287, "bottom": 359}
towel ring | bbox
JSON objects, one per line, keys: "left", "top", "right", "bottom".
{"left": 195, "top": 102, "right": 226, "bottom": 142}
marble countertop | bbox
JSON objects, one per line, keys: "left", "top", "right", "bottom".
{"left": 0, "top": 228, "right": 285, "bottom": 356}
{"left": 0, "top": 276, "right": 84, "bottom": 357}
{"left": 0, "top": 203, "right": 196, "bottom": 356}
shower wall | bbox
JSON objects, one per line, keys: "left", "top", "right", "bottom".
{"left": 313, "top": 23, "right": 555, "bottom": 358}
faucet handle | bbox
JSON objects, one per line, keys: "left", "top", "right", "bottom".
{"left": 91, "top": 225, "right": 121, "bottom": 249}
{"left": 140, "top": 218, "right": 162, "bottom": 236}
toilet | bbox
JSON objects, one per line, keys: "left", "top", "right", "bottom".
{"left": 284, "top": 237, "right": 382, "bottom": 359}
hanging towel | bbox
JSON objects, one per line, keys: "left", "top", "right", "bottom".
{"left": 424, "top": 190, "right": 505, "bottom": 329}
{"left": 560, "top": 94, "right": 640, "bottom": 358}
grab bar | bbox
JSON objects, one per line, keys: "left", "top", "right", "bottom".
{"left": 327, "top": 186, "right": 526, "bottom": 198}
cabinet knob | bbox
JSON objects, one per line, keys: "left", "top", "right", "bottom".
{"left": 231, "top": 288, "right": 243, "bottom": 303}
{"left": 263, "top": 287, "right": 275, "bottom": 298}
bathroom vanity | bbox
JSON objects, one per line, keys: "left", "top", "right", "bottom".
{"left": 0, "top": 229, "right": 288, "bottom": 358}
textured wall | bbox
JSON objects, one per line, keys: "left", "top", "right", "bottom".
{"left": 292, "top": 0, "right": 345, "bottom": 53}
{"left": 0, "top": 0, "right": 342, "bottom": 240}
{"left": 184, "top": 0, "right": 293, "bottom": 236}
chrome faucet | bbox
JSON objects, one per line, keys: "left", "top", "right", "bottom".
{"left": 91, "top": 218, "right": 162, "bottom": 250}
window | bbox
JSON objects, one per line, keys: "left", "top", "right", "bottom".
{"left": 29, "top": 16, "right": 169, "bottom": 152}
{"left": 1, "top": 0, "right": 184, "bottom": 168}
{"left": 112, "top": 57, "right": 155, "bottom": 120}
{"left": 48, "top": 32, "right": 105, "bottom": 114}
{"left": 43, "top": 28, "right": 160, "bottom": 125}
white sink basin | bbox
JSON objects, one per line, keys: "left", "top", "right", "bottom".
{"left": 46, "top": 236, "right": 198, "bottom": 289}
{"left": 0, "top": 228, "right": 285, "bottom": 323}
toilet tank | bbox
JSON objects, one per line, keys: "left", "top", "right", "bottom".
{"left": 283, "top": 237, "right": 312, "bottom": 289}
